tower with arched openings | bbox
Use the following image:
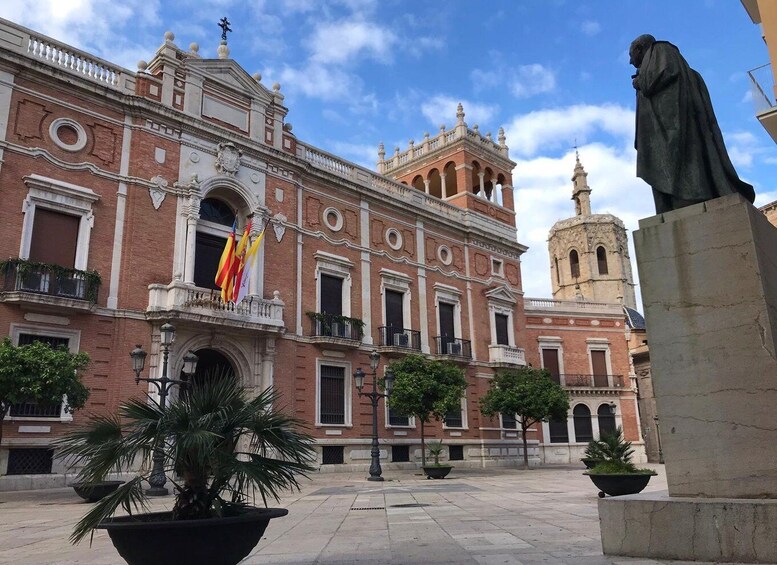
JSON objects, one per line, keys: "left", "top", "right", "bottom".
{"left": 547, "top": 154, "right": 637, "bottom": 309}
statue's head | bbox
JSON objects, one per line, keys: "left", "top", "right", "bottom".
{"left": 629, "top": 34, "right": 656, "bottom": 69}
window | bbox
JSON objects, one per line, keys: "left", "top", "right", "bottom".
{"left": 569, "top": 249, "right": 580, "bottom": 278}
{"left": 573, "top": 404, "right": 593, "bottom": 442}
{"left": 541, "top": 348, "right": 561, "bottom": 385}
{"left": 194, "top": 197, "right": 238, "bottom": 290}
{"left": 6, "top": 448, "right": 54, "bottom": 475}
{"left": 315, "top": 252, "right": 353, "bottom": 320}
{"left": 449, "top": 445, "right": 464, "bottom": 461}
{"left": 549, "top": 417, "right": 569, "bottom": 443}
{"left": 591, "top": 349, "right": 609, "bottom": 387}
{"left": 501, "top": 412, "right": 517, "bottom": 429}
{"left": 200, "top": 198, "right": 235, "bottom": 226}
{"left": 598, "top": 404, "right": 617, "bottom": 437}
{"left": 9, "top": 333, "right": 71, "bottom": 419}
{"left": 554, "top": 257, "right": 560, "bottom": 284}
{"left": 20, "top": 174, "right": 99, "bottom": 272}
{"left": 318, "top": 365, "right": 346, "bottom": 425}
{"left": 391, "top": 445, "right": 410, "bottom": 462}
{"left": 321, "top": 446, "right": 344, "bottom": 465}
{"left": 491, "top": 258, "right": 504, "bottom": 277}
{"left": 596, "top": 246, "right": 609, "bottom": 275}
{"left": 444, "top": 408, "right": 463, "bottom": 428}
{"left": 388, "top": 405, "right": 411, "bottom": 427}
{"left": 320, "top": 274, "right": 344, "bottom": 316}
{"left": 495, "top": 313, "right": 510, "bottom": 346}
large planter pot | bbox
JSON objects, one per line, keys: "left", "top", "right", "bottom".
{"left": 70, "top": 481, "right": 124, "bottom": 502}
{"left": 586, "top": 473, "right": 655, "bottom": 498}
{"left": 97, "top": 506, "right": 288, "bottom": 565}
{"left": 581, "top": 458, "right": 599, "bottom": 469}
{"left": 423, "top": 465, "right": 452, "bottom": 479}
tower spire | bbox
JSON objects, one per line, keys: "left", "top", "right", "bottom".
{"left": 571, "top": 149, "right": 592, "bottom": 216}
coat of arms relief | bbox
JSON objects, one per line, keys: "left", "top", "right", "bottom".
{"left": 215, "top": 142, "right": 242, "bottom": 176}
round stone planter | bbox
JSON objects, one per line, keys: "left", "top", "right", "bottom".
{"left": 586, "top": 472, "right": 655, "bottom": 498}
{"left": 97, "top": 506, "right": 288, "bottom": 565}
{"left": 70, "top": 481, "right": 125, "bottom": 502}
{"left": 423, "top": 465, "right": 453, "bottom": 479}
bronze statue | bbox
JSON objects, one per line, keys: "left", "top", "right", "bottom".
{"left": 630, "top": 34, "right": 755, "bottom": 214}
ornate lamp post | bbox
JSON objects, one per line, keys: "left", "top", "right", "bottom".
{"left": 130, "top": 323, "right": 199, "bottom": 496}
{"left": 353, "top": 350, "right": 394, "bottom": 482}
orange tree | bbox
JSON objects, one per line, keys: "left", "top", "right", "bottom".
{"left": 0, "top": 337, "right": 90, "bottom": 445}
{"left": 480, "top": 366, "right": 569, "bottom": 469}
{"left": 386, "top": 355, "right": 467, "bottom": 467}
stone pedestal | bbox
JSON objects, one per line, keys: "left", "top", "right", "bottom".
{"left": 600, "top": 194, "right": 777, "bottom": 561}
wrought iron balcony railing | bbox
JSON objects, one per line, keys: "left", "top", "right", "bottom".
{"left": 433, "top": 336, "right": 472, "bottom": 358}
{"left": 308, "top": 312, "right": 364, "bottom": 341}
{"left": 0, "top": 258, "right": 101, "bottom": 303}
{"left": 560, "top": 374, "right": 625, "bottom": 388}
{"left": 378, "top": 326, "right": 421, "bottom": 350}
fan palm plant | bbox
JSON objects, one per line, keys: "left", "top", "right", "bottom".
{"left": 57, "top": 374, "right": 315, "bottom": 544}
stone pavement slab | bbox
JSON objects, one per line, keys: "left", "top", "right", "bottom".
{"left": 0, "top": 465, "right": 745, "bottom": 564}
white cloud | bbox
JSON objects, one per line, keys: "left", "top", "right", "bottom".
{"left": 273, "top": 63, "right": 359, "bottom": 101}
{"left": 328, "top": 141, "right": 379, "bottom": 168}
{"left": 309, "top": 20, "right": 397, "bottom": 65}
{"left": 504, "top": 104, "right": 635, "bottom": 157}
{"left": 510, "top": 64, "right": 556, "bottom": 98}
{"left": 420, "top": 95, "right": 498, "bottom": 129}
{"left": 581, "top": 20, "right": 601, "bottom": 36}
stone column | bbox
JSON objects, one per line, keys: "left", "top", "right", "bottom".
{"left": 477, "top": 172, "right": 485, "bottom": 197}
{"left": 440, "top": 173, "right": 447, "bottom": 199}
{"left": 423, "top": 179, "right": 430, "bottom": 195}
{"left": 183, "top": 215, "right": 198, "bottom": 284}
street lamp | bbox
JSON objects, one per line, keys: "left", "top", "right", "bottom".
{"left": 130, "top": 323, "right": 199, "bottom": 496}
{"left": 354, "top": 350, "right": 394, "bottom": 482}
{"left": 653, "top": 415, "right": 665, "bottom": 464}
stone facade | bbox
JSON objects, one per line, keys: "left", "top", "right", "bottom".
{"left": 0, "top": 18, "right": 642, "bottom": 487}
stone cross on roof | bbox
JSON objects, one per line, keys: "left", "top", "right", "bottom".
{"left": 219, "top": 17, "right": 232, "bottom": 42}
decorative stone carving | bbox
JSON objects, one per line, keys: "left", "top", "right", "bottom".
{"left": 149, "top": 175, "right": 168, "bottom": 210}
{"left": 215, "top": 141, "right": 242, "bottom": 176}
{"left": 272, "top": 213, "right": 287, "bottom": 242}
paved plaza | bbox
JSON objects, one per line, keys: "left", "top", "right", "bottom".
{"left": 0, "top": 464, "right": 739, "bottom": 565}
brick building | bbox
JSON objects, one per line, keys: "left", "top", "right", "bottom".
{"left": 0, "top": 18, "right": 643, "bottom": 487}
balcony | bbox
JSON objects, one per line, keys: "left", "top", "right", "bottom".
{"left": 488, "top": 344, "right": 526, "bottom": 366}
{"left": 561, "top": 374, "right": 625, "bottom": 391}
{"left": 147, "top": 281, "right": 284, "bottom": 333}
{"left": 377, "top": 326, "right": 421, "bottom": 355}
{"left": 747, "top": 63, "right": 777, "bottom": 143}
{"left": 433, "top": 336, "right": 472, "bottom": 359}
{"left": 307, "top": 312, "right": 363, "bottom": 347}
{"left": 0, "top": 258, "right": 100, "bottom": 311}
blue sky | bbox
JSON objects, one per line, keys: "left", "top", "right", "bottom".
{"left": 2, "top": 0, "right": 774, "bottom": 306}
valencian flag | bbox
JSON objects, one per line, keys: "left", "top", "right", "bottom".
{"left": 230, "top": 220, "right": 253, "bottom": 300}
{"left": 215, "top": 219, "right": 237, "bottom": 302}
{"left": 234, "top": 224, "right": 266, "bottom": 305}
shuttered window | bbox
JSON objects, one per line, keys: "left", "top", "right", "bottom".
{"left": 495, "top": 313, "right": 510, "bottom": 346}
{"left": 542, "top": 348, "right": 561, "bottom": 384}
{"left": 319, "top": 365, "right": 345, "bottom": 425}
{"left": 29, "top": 208, "right": 79, "bottom": 268}
{"left": 591, "top": 350, "right": 608, "bottom": 387}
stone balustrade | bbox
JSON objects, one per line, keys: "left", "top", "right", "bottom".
{"left": 488, "top": 344, "right": 527, "bottom": 366}
{"left": 524, "top": 297, "right": 624, "bottom": 316}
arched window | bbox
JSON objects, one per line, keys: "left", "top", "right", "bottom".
{"left": 194, "top": 198, "right": 237, "bottom": 289}
{"left": 428, "top": 168, "right": 442, "bottom": 199}
{"left": 412, "top": 175, "right": 425, "bottom": 192}
{"left": 443, "top": 161, "right": 458, "bottom": 197}
{"left": 200, "top": 198, "right": 235, "bottom": 226}
{"left": 569, "top": 250, "right": 580, "bottom": 278}
{"left": 597, "top": 404, "right": 616, "bottom": 438}
{"left": 573, "top": 404, "right": 593, "bottom": 442}
{"left": 596, "top": 246, "right": 608, "bottom": 275}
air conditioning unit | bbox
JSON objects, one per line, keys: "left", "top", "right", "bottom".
{"left": 447, "top": 341, "right": 462, "bottom": 355}
{"left": 393, "top": 333, "right": 409, "bottom": 347}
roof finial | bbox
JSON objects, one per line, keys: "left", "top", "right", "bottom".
{"left": 573, "top": 138, "right": 580, "bottom": 163}
{"left": 219, "top": 17, "right": 232, "bottom": 42}
{"left": 456, "top": 102, "right": 465, "bottom": 123}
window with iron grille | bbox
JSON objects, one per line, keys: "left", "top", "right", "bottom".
{"left": 319, "top": 365, "right": 346, "bottom": 425}
{"left": 573, "top": 404, "right": 593, "bottom": 443}
{"left": 6, "top": 448, "right": 54, "bottom": 475}
{"left": 391, "top": 445, "right": 410, "bottom": 462}
{"left": 9, "top": 334, "right": 70, "bottom": 418}
{"left": 549, "top": 417, "right": 569, "bottom": 443}
{"left": 444, "top": 406, "right": 463, "bottom": 428}
{"left": 448, "top": 445, "right": 464, "bottom": 461}
{"left": 388, "top": 405, "right": 410, "bottom": 427}
{"left": 501, "top": 412, "right": 517, "bottom": 429}
{"left": 321, "top": 446, "right": 344, "bottom": 465}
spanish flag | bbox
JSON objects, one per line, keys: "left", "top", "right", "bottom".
{"left": 215, "top": 219, "right": 239, "bottom": 302}
{"left": 234, "top": 226, "right": 265, "bottom": 305}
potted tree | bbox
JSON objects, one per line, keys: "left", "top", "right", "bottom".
{"left": 424, "top": 440, "right": 452, "bottom": 479}
{"left": 386, "top": 355, "right": 467, "bottom": 478}
{"left": 56, "top": 376, "right": 315, "bottom": 565}
{"left": 479, "top": 367, "right": 570, "bottom": 470}
{"left": 584, "top": 427, "right": 656, "bottom": 497}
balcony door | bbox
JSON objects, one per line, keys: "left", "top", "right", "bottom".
{"left": 29, "top": 208, "right": 78, "bottom": 268}
{"left": 541, "top": 348, "right": 561, "bottom": 384}
{"left": 320, "top": 274, "right": 343, "bottom": 316}
{"left": 439, "top": 302, "right": 455, "bottom": 353}
{"left": 591, "top": 350, "right": 608, "bottom": 387}
{"left": 495, "top": 313, "right": 509, "bottom": 346}
{"left": 385, "top": 289, "right": 404, "bottom": 345}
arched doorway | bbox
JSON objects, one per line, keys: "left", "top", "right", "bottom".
{"left": 183, "top": 348, "right": 236, "bottom": 389}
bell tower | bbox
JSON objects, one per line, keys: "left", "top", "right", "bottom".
{"left": 548, "top": 154, "right": 637, "bottom": 309}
